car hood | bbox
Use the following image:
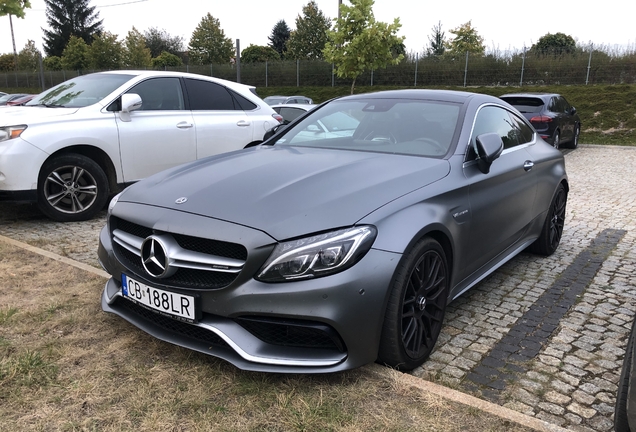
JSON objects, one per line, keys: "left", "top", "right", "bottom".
{"left": 120, "top": 146, "right": 450, "bottom": 241}
{"left": 0, "top": 106, "right": 80, "bottom": 124}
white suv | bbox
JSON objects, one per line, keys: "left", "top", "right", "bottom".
{"left": 0, "top": 71, "right": 282, "bottom": 221}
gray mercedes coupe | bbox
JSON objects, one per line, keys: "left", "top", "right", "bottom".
{"left": 98, "top": 90, "right": 568, "bottom": 373}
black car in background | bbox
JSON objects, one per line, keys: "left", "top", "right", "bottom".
{"left": 500, "top": 93, "right": 581, "bottom": 149}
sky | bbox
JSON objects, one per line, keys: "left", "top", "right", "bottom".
{"left": 1, "top": 0, "right": 635, "bottom": 57}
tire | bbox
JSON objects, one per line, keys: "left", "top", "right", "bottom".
{"left": 563, "top": 124, "right": 580, "bottom": 149}
{"left": 528, "top": 183, "right": 567, "bottom": 256}
{"left": 552, "top": 130, "right": 560, "bottom": 149}
{"left": 37, "top": 154, "right": 109, "bottom": 222}
{"left": 378, "top": 237, "right": 449, "bottom": 371}
{"left": 615, "top": 319, "right": 636, "bottom": 432}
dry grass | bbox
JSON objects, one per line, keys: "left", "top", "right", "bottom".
{"left": 0, "top": 242, "right": 532, "bottom": 432}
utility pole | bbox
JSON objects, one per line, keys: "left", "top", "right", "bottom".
{"left": 9, "top": 14, "right": 18, "bottom": 70}
{"left": 338, "top": 0, "right": 342, "bottom": 20}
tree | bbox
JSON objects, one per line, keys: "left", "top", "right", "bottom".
{"left": 427, "top": 21, "right": 446, "bottom": 56}
{"left": 42, "top": 0, "right": 103, "bottom": 57}
{"left": 89, "top": 31, "right": 122, "bottom": 70}
{"left": 188, "top": 13, "right": 234, "bottom": 65}
{"left": 61, "top": 35, "right": 89, "bottom": 70}
{"left": 143, "top": 27, "right": 184, "bottom": 58}
{"left": 0, "top": 0, "right": 31, "bottom": 18}
{"left": 323, "top": 0, "right": 404, "bottom": 94}
{"left": 152, "top": 51, "right": 183, "bottom": 68}
{"left": 531, "top": 32, "right": 577, "bottom": 56}
{"left": 241, "top": 45, "right": 280, "bottom": 63}
{"left": 43, "top": 55, "right": 63, "bottom": 70}
{"left": 0, "top": 53, "right": 16, "bottom": 71}
{"left": 123, "top": 27, "right": 152, "bottom": 68}
{"left": 16, "top": 39, "right": 41, "bottom": 70}
{"left": 268, "top": 20, "right": 290, "bottom": 58}
{"left": 446, "top": 21, "right": 484, "bottom": 56}
{"left": 286, "top": 1, "right": 331, "bottom": 60}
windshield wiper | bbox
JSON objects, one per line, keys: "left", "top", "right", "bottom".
{"left": 31, "top": 103, "right": 67, "bottom": 108}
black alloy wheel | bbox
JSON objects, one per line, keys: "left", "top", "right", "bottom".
{"left": 378, "top": 237, "right": 449, "bottom": 371}
{"left": 37, "top": 154, "right": 109, "bottom": 222}
{"left": 529, "top": 183, "right": 567, "bottom": 256}
{"left": 565, "top": 125, "right": 580, "bottom": 149}
{"left": 552, "top": 130, "right": 560, "bottom": 149}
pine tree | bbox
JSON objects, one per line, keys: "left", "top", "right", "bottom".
{"left": 42, "top": 0, "right": 103, "bottom": 57}
{"left": 143, "top": 27, "right": 184, "bottom": 58}
{"left": 268, "top": 20, "right": 290, "bottom": 58}
{"left": 286, "top": 1, "right": 331, "bottom": 60}
{"left": 188, "top": 13, "right": 234, "bottom": 65}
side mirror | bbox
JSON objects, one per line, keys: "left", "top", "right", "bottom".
{"left": 263, "top": 123, "right": 287, "bottom": 141}
{"left": 475, "top": 133, "right": 504, "bottom": 174}
{"left": 121, "top": 93, "right": 142, "bottom": 113}
{"left": 570, "top": 107, "right": 577, "bottom": 115}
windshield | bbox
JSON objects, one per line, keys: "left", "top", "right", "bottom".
{"left": 273, "top": 98, "right": 460, "bottom": 158}
{"left": 26, "top": 73, "right": 135, "bottom": 108}
{"left": 264, "top": 97, "right": 286, "bottom": 105}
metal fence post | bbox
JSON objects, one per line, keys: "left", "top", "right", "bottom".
{"left": 371, "top": 69, "right": 374, "bottom": 86}
{"left": 520, "top": 47, "right": 526, "bottom": 87}
{"left": 265, "top": 60, "right": 268, "bottom": 87}
{"left": 414, "top": 53, "right": 418, "bottom": 86}
{"left": 236, "top": 39, "right": 241, "bottom": 83}
{"left": 296, "top": 59, "right": 299, "bottom": 87}
{"left": 463, "top": 52, "right": 469, "bottom": 87}
{"left": 332, "top": 63, "right": 335, "bottom": 87}
{"left": 210, "top": 63, "right": 213, "bottom": 77}
{"left": 586, "top": 44, "right": 593, "bottom": 85}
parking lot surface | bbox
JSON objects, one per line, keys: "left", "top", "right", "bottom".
{"left": 0, "top": 145, "right": 634, "bottom": 431}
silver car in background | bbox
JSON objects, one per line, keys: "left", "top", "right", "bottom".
{"left": 99, "top": 90, "right": 568, "bottom": 373}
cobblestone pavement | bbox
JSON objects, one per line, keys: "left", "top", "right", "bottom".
{"left": 0, "top": 145, "right": 634, "bottom": 431}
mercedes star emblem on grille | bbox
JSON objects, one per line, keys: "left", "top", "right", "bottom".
{"left": 141, "top": 236, "right": 170, "bottom": 278}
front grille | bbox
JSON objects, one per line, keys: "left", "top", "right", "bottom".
{"left": 235, "top": 316, "right": 346, "bottom": 352}
{"left": 116, "top": 297, "right": 229, "bottom": 348}
{"left": 111, "top": 216, "right": 246, "bottom": 290}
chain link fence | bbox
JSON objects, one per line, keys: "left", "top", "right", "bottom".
{"left": 2, "top": 51, "right": 636, "bottom": 91}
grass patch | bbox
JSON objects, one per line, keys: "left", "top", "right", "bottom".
{"left": 0, "top": 240, "right": 535, "bottom": 431}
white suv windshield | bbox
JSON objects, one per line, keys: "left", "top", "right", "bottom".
{"left": 26, "top": 73, "right": 135, "bottom": 108}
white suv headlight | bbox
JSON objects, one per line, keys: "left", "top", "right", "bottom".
{"left": 256, "top": 226, "right": 377, "bottom": 282}
{"left": 0, "top": 125, "right": 27, "bottom": 142}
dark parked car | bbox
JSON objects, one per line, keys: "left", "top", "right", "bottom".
{"left": 5, "top": 94, "right": 36, "bottom": 106}
{"left": 263, "top": 95, "right": 313, "bottom": 105}
{"left": 500, "top": 93, "right": 580, "bottom": 149}
{"left": 99, "top": 89, "right": 568, "bottom": 373}
{"left": 615, "top": 318, "right": 636, "bottom": 431}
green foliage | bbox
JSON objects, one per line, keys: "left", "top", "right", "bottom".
{"left": 143, "top": 27, "right": 184, "bottom": 58}
{"left": 188, "top": 13, "right": 234, "bottom": 65}
{"left": 88, "top": 31, "right": 122, "bottom": 70}
{"left": 16, "top": 40, "right": 40, "bottom": 70}
{"left": 268, "top": 20, "right": 291, "bottom": 58}
{"left": 43, "top": 55, "right": 62, "bottom": 70}
{"left": 446, "top": 21, "right": 485, "bottom": 56}
{"left": 427, "top": 21, "right": 446, "bottom": 57}
{"left": 532, "top": 32, "right": 577, "bottom": 56}
{"left": 42, "top": 0, "right": 103, "bottom": 57}
{"left": 241, "top": 45, "right": 280, "bottom": 63}
{"left": 61, "top": 35, "right": 89, "bottom": 71}
{"left": 152, "top": 51, "right": 183, "bottom": 68}
{"left": 0, "top": 0, "right": 31, "bottom": 18}
{"left": 323, "top": 0, "right": 404, "bottom": 94}
{"left": 123, "top": 27, "right": 152, "bottom": 68}
{"left": 0, "top": 53, "right": 15, "bottom": 71}
{"left": 286, "top": 1, "right": 331, "bottom": 60}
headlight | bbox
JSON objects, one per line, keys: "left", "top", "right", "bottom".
{"left": 0, "top": 125, "right": 27, "bottom": 142}
{"left": 256, "top": 226, "right": 377, "bottom": 282}
{"left": 107, "top": 191, "right": 123, "bottom": 217}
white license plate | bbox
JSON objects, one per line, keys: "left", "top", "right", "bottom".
{"left": 122, "top": 274, "right": 197, "bottom": 323}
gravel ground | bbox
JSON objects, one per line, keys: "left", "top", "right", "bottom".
{"left": 1, "top": 144, "right": 634, "bottom": 431}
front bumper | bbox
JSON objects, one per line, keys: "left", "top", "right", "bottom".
{"left": 98, "top": 217, "right": 401, "bottom": 373}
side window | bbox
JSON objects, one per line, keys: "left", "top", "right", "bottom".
{"left": 127, "top": 78, "right": 184, "bottom": 111}
{"left": 184, "top": 78, "right": 236, "bottom": 110}
{"left": 510, "top": 113, "right": 534, "bottom": 145}
{"left": 559, "top": 97, "right": 570, "bottom": 113}
{"left": 469, "top": 106, "right": 519, "bottom": 156}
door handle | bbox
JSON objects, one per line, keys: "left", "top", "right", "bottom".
{"left": 176, "top": 122, "right": 193, "bottom": 129}
{"left": 237, "top": 120, "right": 251, "bottom": 127}
{"left": 523, "top": 160, "right": 534, "bottom": 171}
